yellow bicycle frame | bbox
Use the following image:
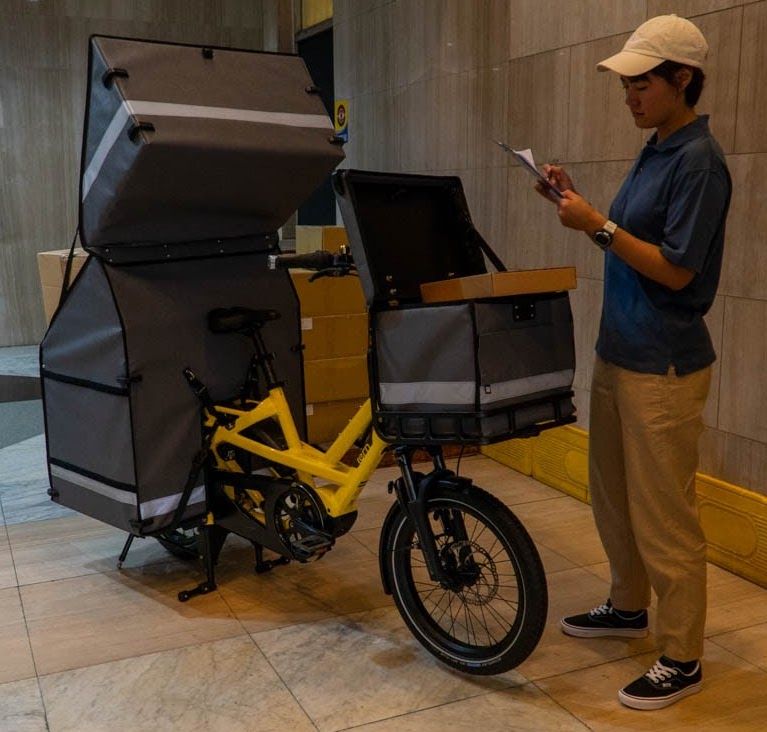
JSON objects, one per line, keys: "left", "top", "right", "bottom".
{"left": 206, "top": 386, "right": 387, "bottom": 519}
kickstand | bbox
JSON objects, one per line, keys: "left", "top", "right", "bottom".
{"left": 117, "top": 533, "right": 135, "bottom": 569}
{"left": 177, "top": 522, "right": 228, "bottom": 602}
{"left": 254, "top": 543, "right": 290, "bottom": 574}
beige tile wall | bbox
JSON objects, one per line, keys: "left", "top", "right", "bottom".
{"left": 0, "top": 0, "right": 290, "bottom": 347}
{"left": 508, "top": 0, "right": 645, "bottom": 59}
{"left": 736, "top": 2, "right": 767, "bottom": 152}
{"left": 335, "top": 0, "right": 767, "bottom": 496}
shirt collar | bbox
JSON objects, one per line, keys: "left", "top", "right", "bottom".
{"left": 645, "top": 114, "right": 710, "bottom": 153}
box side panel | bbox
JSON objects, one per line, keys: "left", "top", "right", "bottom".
{"left": 40, "top": 258, "right": 126, "bottom": 387}
{"left": 476, "top": 294, "right": 575, "bottom": 407}
{"left": 374, "top": 304, "right": 477, "bottom": 410}
{"left": 109, "top": 253, "right": 303, "bottom": 529}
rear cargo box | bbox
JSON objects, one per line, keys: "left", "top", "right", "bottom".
{"left": 40, "top": 36, "right": 343, "bottom": 534}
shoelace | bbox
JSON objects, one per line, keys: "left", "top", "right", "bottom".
{"left": 588, "top": 602, "right": 613, "bottom": 617}
{"left": 645, "top": 660, "right": 679, "bottom": 684}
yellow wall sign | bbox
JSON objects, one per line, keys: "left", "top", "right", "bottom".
{"left": 334, "top": 99, "right": 349, "bottom": 142}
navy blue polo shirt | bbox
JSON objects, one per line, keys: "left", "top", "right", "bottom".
{"left": 596, "top": 115, "right": 731, "bottom": 375}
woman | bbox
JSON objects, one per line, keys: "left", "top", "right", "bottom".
{"left": 537, "top": 15, "right": 731, "bottom": 711}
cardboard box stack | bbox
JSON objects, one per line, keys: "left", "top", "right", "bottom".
{"left": 295, "top": 224, "right": 348, "bottom": 254}
{"left": 291, "top": 226, "right": 368, "bottom": 444}
{"left": 37, "top": 248, "right": 90, "bottom": 324}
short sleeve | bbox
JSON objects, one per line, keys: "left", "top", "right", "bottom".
{"left": 661, "top": 167, "right": 729, "bottom": 273}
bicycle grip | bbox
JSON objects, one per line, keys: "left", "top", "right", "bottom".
{"left": 268, "top": 250, "right": 335, "bottom": 271}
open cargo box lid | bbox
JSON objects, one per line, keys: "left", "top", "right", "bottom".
{"left": 80, "top": 36, "right": 345, "bottom": 263}
{"left": 332, "top": 170, "right": 495, "bottom": 306}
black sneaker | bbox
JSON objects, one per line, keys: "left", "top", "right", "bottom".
{"left": 618, "top": 656, "right": 702, "bottom": 710}
{"left": 561, "top": 599, "right": 648, "bottom": 638}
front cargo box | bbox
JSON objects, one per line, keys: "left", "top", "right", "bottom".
{"left": 333, "top": 169, "right": 576, "bottom": 445}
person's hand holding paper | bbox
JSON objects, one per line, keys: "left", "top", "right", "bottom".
{"left": 540, "top": 164, "right": 575, "bottom": 195}
{"left": 493, "top": 141, "right": 564, "bottom": 202}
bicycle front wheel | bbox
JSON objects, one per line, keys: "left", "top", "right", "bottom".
{"left": 385, "top": 484, "right": 547, "bottom": 675}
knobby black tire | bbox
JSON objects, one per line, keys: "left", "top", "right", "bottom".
{"left": 385, "top": 484, "right": 547, "bottom": 675}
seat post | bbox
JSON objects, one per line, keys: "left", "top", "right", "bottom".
{"left": 250, "top": 327, "right": 280, "bottom": 388}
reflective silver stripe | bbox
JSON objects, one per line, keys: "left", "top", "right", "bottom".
{"left": 380, "top": 381, "right": 475, "bottom": 406}
{"left": 140, "top": 485, "right": 205, "bottom": 519}
{"left": 51, "top": 464, "right": 205, "bottom": 518}
{"left": 128, "top": 101, "right": 333, "bottom": 129}
{"left": 479, "top": 369, "right": 574, "bottom": 405}
{"left": 380, "top": 370, "right": 573, "bottom": 407}
{"left": 82, "top": 100, "right": 332, "bottom": 201}
{"left": 51, "top": 464, "right": 136, "bottom": 505}
{"left": 81, "top": 101, "right": 133, "bottom": 200}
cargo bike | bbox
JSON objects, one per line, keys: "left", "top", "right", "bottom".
{"left": 40, "top": 36, "right": 577, "bottom": 677}
{"left": 156, "top": 170, "right": 577, "bottom": 675}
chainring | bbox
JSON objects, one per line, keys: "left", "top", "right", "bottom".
{"left": 270, "top": 483, "right": 327, "bottom": 556}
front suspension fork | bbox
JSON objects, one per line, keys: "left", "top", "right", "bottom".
{"left": 391, "top": 446, "right": 471, "bottom": 588}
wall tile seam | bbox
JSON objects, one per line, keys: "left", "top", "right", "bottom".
{"left": 726, "top": 149, "right": 767, "bottom": 157}
{"left": 506, "top": 1, "right": 748, "bottom": 66}
{"left": 355, "top": 58, "right": 510, "bottom": 96}
{"left": 1, "top": 15, "right": 269, "bottom": 32}
{"left": 506, "top": 158, "right": 640, "bottom": 167}
{"left": 713, "top": 296, "right": 732, "bottom": 431}
{"left": 645, "top": 2, "right": 753, "bottom": 23}
{"left": 703, "top": 425, "right": 767, "bottom": 451}
{"left": 715, "top": 293, "right": 767, "bottom": 305}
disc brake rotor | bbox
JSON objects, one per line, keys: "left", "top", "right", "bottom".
{"left": 443, "top": 540, "right": 499, "bottom": 605}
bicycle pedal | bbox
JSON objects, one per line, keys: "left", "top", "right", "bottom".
{"left": 290, "top": 533, "right": 334, "bottom": 561}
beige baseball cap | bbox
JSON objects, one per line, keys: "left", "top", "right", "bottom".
{"left": 597, "top": 14, "right": 708, "bottom": 76}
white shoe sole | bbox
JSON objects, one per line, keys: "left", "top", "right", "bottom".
{"left": 560, "top": 620, "right": 649, "bottom": 639}
{"left": 618, "top": 681, "right": 702, "bottom": 710}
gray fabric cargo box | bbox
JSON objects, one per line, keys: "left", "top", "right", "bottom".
{"left": 40, "top": 36, "right": 344, "bottom": 534}
{"left": 80, "top": 35, "right": 344, "bottom": 262}
{"left": 41, "top": 253, "right": 303, "bottom": 534}
{"left": 333, "top": 169, "right": 576, "bottom": 445}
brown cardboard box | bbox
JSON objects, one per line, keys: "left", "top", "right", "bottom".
{"left": 37, "top": 248, "right": 90, "bottom": 322}
{"left": 420, "top": 267, "right": 577, "bottom": 303}
{"left": 321, "top": 226, "right": 348, "bottom": 252}
{"left": 301, "top": 313, "right": 368, "bottom": 360}
{"left": 290, "top": 270, "right": 366, "bottom": 316}
{"left": 306, "top": 398, "right": 367, "bottom": 444}
{"left": 295, "top": 225, "right": 349, "bottom": 255}
{"left": 304, "top": 354, "right": 368, "bottom": 403}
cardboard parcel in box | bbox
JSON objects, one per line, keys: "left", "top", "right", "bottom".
{"left": 420, "top": 267, "right": 576, "bottom": 303}
{"left": 334, "top": 169, "right": 576, "bottom": 445}
{"left": 40, "top": 36, "right": 344, "bottom": 535}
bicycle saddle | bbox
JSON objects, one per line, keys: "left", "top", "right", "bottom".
{"left": 208, "top": 307, "right": 281, "bottom": 334}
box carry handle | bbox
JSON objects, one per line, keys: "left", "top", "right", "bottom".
{"left": 128, "top": 121, "right": 156, "bottom": 143}
{"left": 101, "top": 67, "right": 129, "bottom": 88}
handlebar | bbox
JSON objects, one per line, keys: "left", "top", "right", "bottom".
{"left": 268, "top": 249, "right": 356, "bottom": 280}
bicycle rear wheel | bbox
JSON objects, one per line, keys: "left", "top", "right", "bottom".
{"left": 384, "top": 484, "right": 547, "bottom": 675}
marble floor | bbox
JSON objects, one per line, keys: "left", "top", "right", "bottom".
{"left": 1, "top": 446, "right": 767, "bottom": 731}
{"left": 2, "top": 349, "right": 767, "bottom": 730}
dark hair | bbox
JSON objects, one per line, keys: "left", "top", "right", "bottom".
{"left": 627, "top": 60, "right": 705, "bottom": 107}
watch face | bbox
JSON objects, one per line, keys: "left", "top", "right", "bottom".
{"left": 594, "top": 230, "right": 612, "bottom": 249}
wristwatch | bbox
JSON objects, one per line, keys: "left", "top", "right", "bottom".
{"left": 592, "top": 219, "right": 618, "bottom": 250}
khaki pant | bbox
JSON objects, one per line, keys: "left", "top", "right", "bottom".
{"left": 589, "top": 356, "right": 711, "bottom": 661}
